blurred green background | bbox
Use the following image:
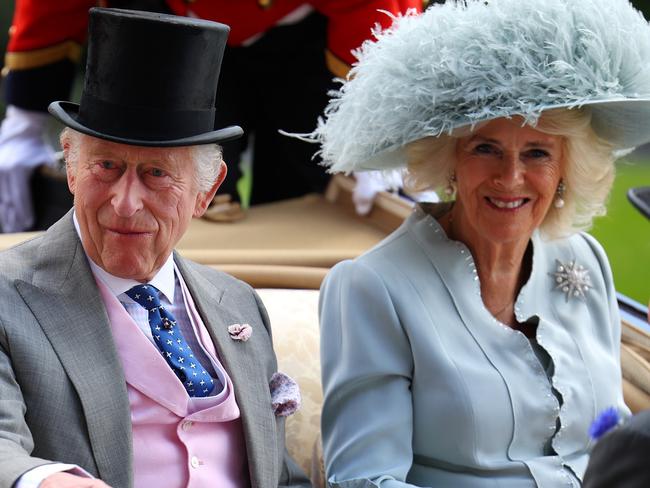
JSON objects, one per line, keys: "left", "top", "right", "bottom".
{"left": 590, "top": 157, "right": 650, "bottom": 305}
{"left": 0, "top": 1, "right": 649, "bottom": 306}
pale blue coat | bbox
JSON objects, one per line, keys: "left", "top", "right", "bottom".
{"left": 319, "top": 205, "right": 628, "bottom": 488}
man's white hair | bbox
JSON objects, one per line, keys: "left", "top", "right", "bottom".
{"left": 60, "top": 127, "right": 224, "bottom": 194}
{"left": 404, "top": 108, "right": 616, "bottom": 240}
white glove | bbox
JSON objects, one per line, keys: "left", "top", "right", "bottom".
{"left": 410, "top": 189, "right": 440, "bottom": 203}
{"left": 353, "top": 171, "right": 441, "bottom": 215}
{"left": 352, "top": 171, "right": 399, "bottom": 215}
{"left": 0, "top": 105, "right": 57, "bottom": 232}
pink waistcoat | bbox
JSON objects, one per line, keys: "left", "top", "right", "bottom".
{"left": 96, "top": 278, "right": 250, "bottom": 488}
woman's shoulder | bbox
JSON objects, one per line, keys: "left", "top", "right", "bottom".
{"left": 356, "top": 204, "right": 447, "bottom": 263}
{"left": 537, "top": 231, "right": 611, "bottom": 272}
{"left": 567, "top": 231, "right": 607, "bottom": 256}
{"left": 323, "top": 211, "right": 451, "bottom": 309}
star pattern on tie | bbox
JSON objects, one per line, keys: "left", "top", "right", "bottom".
{"left": 125, "top": 284, "right": 214, "bottom": 397}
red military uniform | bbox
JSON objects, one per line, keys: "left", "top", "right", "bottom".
{"left": 5, "top": 0, "right": 93, "bottom": 70}
{"left": 165, "top": 0, "right": 422, "bottom": 75}
{"left": 5, "top": 0, "right": 421, "bottom": 79}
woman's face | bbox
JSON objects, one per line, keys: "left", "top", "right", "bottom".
{"left": 453, "top": 117, "right": 564, "bottom": 246}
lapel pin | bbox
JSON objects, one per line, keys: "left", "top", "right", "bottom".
{"left": 550, "top": 259, "right": 592, "bottom": 302}
{"left": 228, "top": 323, "right": 252, "bottom": 342}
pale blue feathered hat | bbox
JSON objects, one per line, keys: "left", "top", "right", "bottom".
{"left": 313, "top": 0, "right": 650, "bottom": 172}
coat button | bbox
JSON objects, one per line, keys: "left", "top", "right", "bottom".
{"left": 182, "top": 421, "right": 193, "bottom": 431}
{"left": 191, "top": 456, "right": 201, "bottom": 468}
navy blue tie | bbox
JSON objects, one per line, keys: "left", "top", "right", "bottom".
{"left": 125, "top": 284, "right": 215, "bottom": 397}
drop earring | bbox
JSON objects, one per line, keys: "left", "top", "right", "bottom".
{"left": 445, "top": 172, "right": 457, "bottom": 197}
{"left": 554, "top": 180, "right": 566, "bottom": 209}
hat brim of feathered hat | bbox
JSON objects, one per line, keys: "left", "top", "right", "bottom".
{"left": 587, "top": 98, "right": 650, "bottom": 149}
{"left": 356, "top": 98, "right": 650, "bottom": 173}
{"left": 49, "top": 101, "right": 243, "bottom": 147}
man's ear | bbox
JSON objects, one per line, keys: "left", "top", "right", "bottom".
{"left": 62, "top": 138, "right": 76, "bottom": 194}
{"left": 193, "top": 162, "right": 228, "bottom": 217}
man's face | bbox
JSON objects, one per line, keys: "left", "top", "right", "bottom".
{"left": 66, "top": 135, "right": 223, "bottom": 281}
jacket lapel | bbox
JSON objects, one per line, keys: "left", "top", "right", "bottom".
{"left": 14, "top": 214, "right": 133, "bottom": 488}
{"left": 176, "top": 257, "right": 278, "bottom": 488}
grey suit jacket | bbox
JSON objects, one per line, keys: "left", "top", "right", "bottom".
{"left": 0, "top": 212, "right": 309, "bottom": 488}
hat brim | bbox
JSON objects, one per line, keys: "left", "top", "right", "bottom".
{"left": 460, "top": 97, "right": 650, "bottom": 150}
{"left": 49, "top": 101, "right": 243, "bottom": 147}
{"left": 356, "top": 97, "right": 650, "bottom": 172}
{"left": 579, "top": 98, "right": 650, "bottom": 149}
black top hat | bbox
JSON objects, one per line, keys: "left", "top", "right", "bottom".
{"left": 49, "top": 8, "right": 243, "bottom": 146}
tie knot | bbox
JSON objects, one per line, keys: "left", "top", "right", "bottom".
{"left": 125, "top": 284, "right": 161, "bottom": 310}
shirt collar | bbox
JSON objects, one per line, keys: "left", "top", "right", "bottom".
{"left": 73, "top": 211, "right": 176, "bottom": 304}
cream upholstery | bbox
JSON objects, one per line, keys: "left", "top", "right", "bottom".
{"left": 257, "top": 289, "right": 325, "bottom": 487}
{"left": 621, "top": 319, "right": 650, "bottom": 413}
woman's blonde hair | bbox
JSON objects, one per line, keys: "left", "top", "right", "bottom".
{"left": 404, "top": 108, "right": 616, "bottom": 239}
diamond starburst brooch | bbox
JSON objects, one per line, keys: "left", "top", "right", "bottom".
{"left": 551, "top": 259, "right": 592, "bottom": 301}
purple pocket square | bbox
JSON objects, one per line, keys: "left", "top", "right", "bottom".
{"left": 269, "top": 372, "right": 301, "bottom": 417}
